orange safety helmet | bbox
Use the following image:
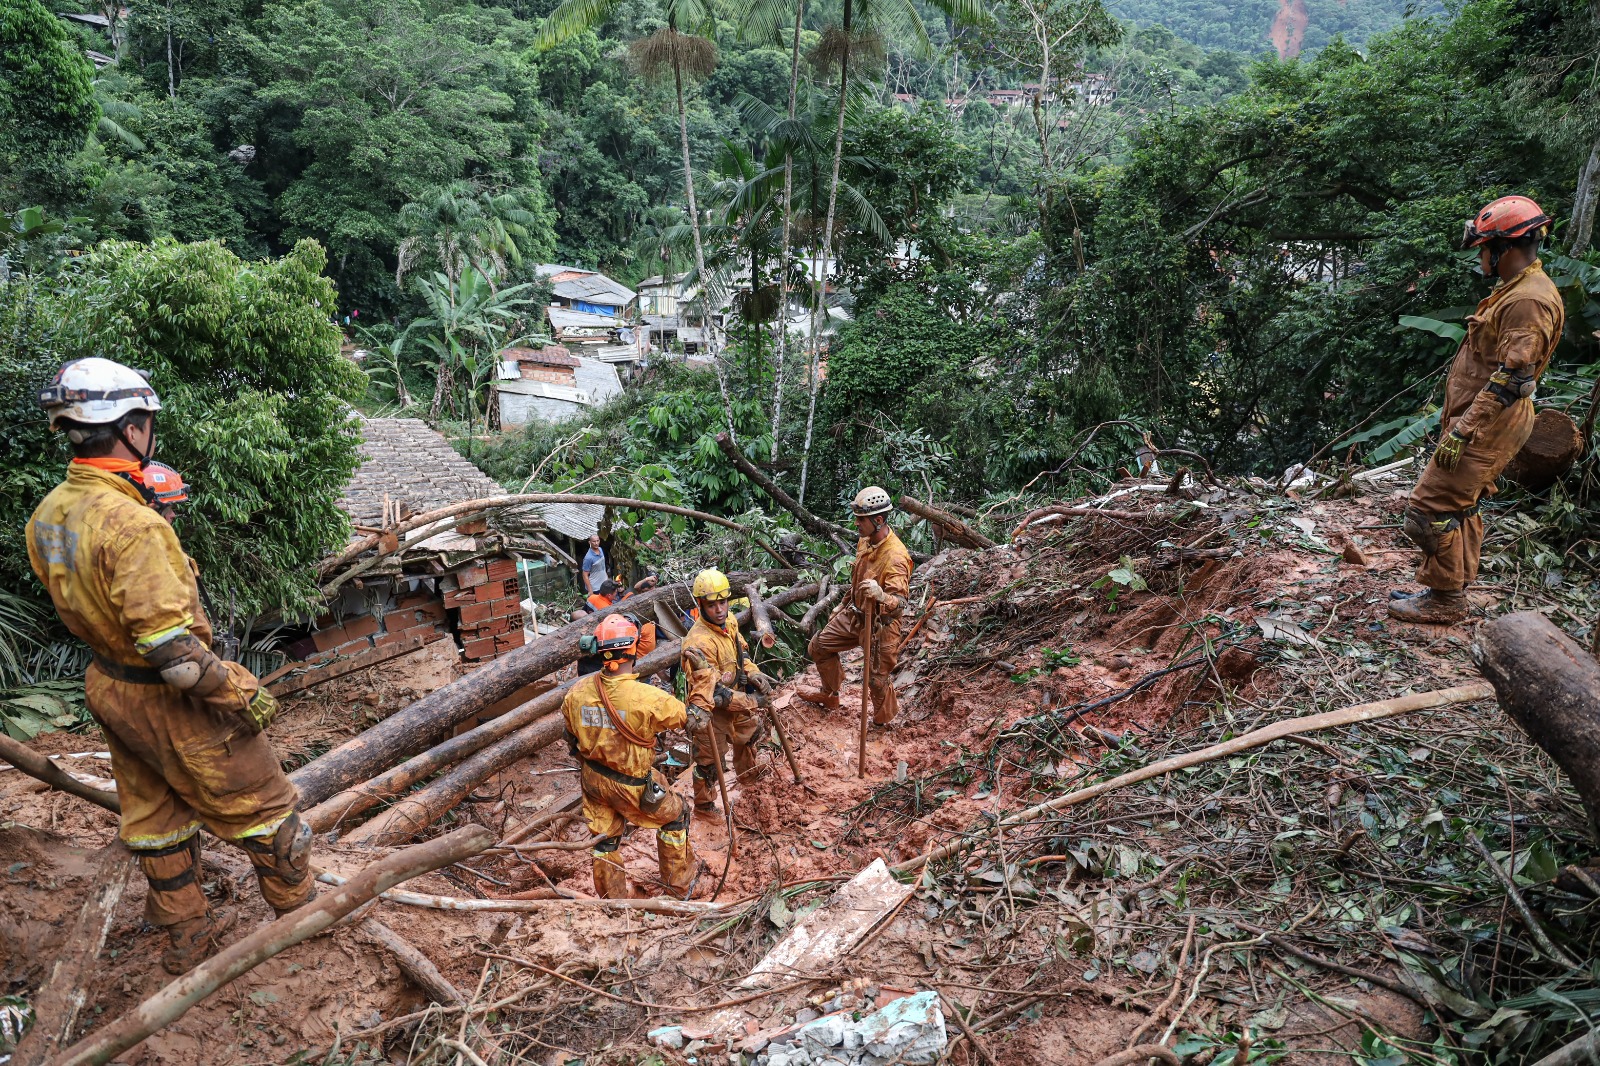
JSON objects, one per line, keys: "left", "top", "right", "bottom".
{"left": 593, "top": 613, "right": 639, "bottom": 671}
{"left": 143, "top": 462, "right": 189, "bottom": 506}
{"left": 1462, "top": 195, "right": 1551, "bottom": 249}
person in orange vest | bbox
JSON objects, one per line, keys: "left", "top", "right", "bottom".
{"left": 562, "top": 614, "right": 700, "bottom": 898}
{"left": 797, "top": 486, "right": 913, "bottom": 724}
{"left": 680, "top": 569, "right": 773, "bottom": 811}
{"left": 1390, "top": 196, "right": 1566, "bottom": 625}
{"left": 26, "top": 358, "right": 313, "bottom": 975}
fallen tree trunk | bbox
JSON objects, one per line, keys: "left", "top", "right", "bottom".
{"left": 340, "top": 584, "right": 819, "bottom": 844}
{"left": 1476, "top": 612, "right": 1600, "bottom": 834}
{"left": 305, "top": 683, "right": 578, "bottom": 834}
{"left": 893, "top": 682, "right": 1495, "bottom": 874}
{"left": 357, "top": 918, "right": 465, "bottom": 1008}
{"left": 321, "top": 493, "right": 788, "bottom": 592}
{"left": 11, "top": 843, "right": 136, "bottom": 1066}
{"left": 49, "top": 825, "right": 494, "bottom": 1066}
{"left": 713, "top": 432, "right": 853, "bottom": 549}
{"left": 0, "top": 734, "right": 120, "bottom": 813}
{"left": 897, "top": 495, "right": 995, "bottom": 550}
{"left": 289, "top": 570, "right": 794, "bottom": 809}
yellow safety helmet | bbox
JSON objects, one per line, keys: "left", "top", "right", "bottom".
{"left": 692, "top": 568, "right": 732, "bottom": 602}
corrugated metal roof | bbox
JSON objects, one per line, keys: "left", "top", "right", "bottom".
{"left": 552, "top": 273, "right": 636, "bottom": 305}
{"left": 548, "top": 307, "right": 619, "bottom": 331}
{"left": 574, "top": 357, "right": 624, "bottom": 405}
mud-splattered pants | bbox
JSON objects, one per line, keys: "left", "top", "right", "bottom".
{"left": 580, "top": 764, "right": 694, "bottom": 898}
{"left": 809, "top": 607, "right": 904, "bottom": 724}
{"left": 87, "top": 664, "right": 306, "bottom": 925}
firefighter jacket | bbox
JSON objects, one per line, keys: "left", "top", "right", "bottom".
{"left": 1444, "top": 260, "right": 1565, "bottom": 442}
{"left": 562, "top": 671, "right": 687, "bottom": 781}
{"left": 681, "top": 616, "right": 760, "bottom": 713}
{"left": 26, "top": 463, "right": 214, "bottom": 665}
{"left": 849, "top": 529, "right": 914, "bottom": 617}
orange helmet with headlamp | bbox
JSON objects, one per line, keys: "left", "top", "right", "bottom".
{"left": 1462, "top": 195, "right": 1551, "bottom": 249}
{"left": 593, "top": 613, "right": 640, "bottom": 672}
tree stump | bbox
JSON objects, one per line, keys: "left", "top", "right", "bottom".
{"left": 1477, "top": 611, "right": 1600, "bottom": 835}
{"left": 1504, "top": 409, "right": 1584, "bottom": 492}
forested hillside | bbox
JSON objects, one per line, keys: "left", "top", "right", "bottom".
{"left": 1109, "top": 0, "right": 1438, "bottom": 57}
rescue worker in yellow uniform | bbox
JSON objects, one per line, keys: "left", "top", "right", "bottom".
{"left": 1391, "top": 196, "right": 1567, "bottom": 625}
{"left": 681, "top": 569, "right": 774, "bottom": 811}
{"left": 798, "top": 487, "right": 914, "bottom": 724}
{"left": 26, "top": 358, "right": 314, "bottom": 974}
{"left": 561, "top": 614, "right": 699, "bottom": 898}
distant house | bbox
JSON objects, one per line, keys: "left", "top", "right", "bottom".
{"left": 497, "top": 345, "right": 623, "bottom": 426}
{"left": 535, "top": 264, "right": 636, "bottom": 338}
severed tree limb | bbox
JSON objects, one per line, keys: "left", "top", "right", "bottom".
{"left": 1532, "top": 1028, "right": 1600, "bottom": 1066}
{"left": 0, "top": 733, "right": 120, "bottom": 813}
{"left": 1086, "top": 1047, "right": 1182, "bottom": 1066}
{"left": 801, "top": 585, "right": 846, "bottom": 634}
{"left": 898, "top": 495, "right": 996, "bottom": 550}
{"left": 1011, "top": 504, "right": 1148, "bottom": 541}
{"left": 49, "top": 825, "right": 495, "bottom": 1066}
{"left": 320, "top": 492, "right": 788, "bottom": 591}
{"left": 11, "top": 843, "right": 136, "bottom": 1066}
{"left": 358, "top": 918, "right": 466, "bottom": 1008}
{"left": 314, "top": 869, "right": 727, "bottom": 916}
{"left": 713, "top": 432, "right": 854, "bottom": 550}
{"left": 1466, "top": 827, "right": 1581, "bottom": 970}
{"left": 744, "top": 585, "right": 777, "bottom": 648}
{"left": 893, "top": 683, "right": 1495, "bottom": 874}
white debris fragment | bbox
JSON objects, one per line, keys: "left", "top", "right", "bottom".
{"left": 755, "top": 991, "right": 947, "bottom": 1066}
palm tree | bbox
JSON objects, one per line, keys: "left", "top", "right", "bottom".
{"left": 409, "top": 270, "right": 540, "bottom": 432}
{"left": 739, "top": 0, "right": 812, "bottom": 457}
{"left": 797, "top": 0, "right": 984, "bottom": 502}
{"left": 396, "top": 181, "right": 542, "bottom": 289}
{"left": 538, "top": 0, "right": 740, "bottom": 439}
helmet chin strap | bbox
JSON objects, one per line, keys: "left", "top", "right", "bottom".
{"left": 111, "top": 420, "right": 158, "bottom": 503}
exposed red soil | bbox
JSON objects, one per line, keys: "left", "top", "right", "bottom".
{"left": 0, "top": 487, "right": 1456, "bottom": 1062}
{"left": 1271, "top": 0, "right": 1309, "bottom": 59}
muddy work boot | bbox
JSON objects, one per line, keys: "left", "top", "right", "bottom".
{"left": 163, "top": 907, "right": 238, "bottom": 975}
{"left": 1387, "top": 588, "right": 1468, "bottom": 625}
{"left": 795, "top": 687, "right": 840, "bottom": 711}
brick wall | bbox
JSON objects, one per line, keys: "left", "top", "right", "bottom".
{"left": 448, "top": 556, "right": 527, "bottom": 662}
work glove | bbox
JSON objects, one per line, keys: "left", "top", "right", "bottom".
{"left": 1433, "top": 430, "right": 1468, "bottom": 472}
{"left": 192, "top": 662, "right": 277, "bottom": 734}
{"left": 712, "top": 684, "right": 734, "bottom": 713}
{"left": 686, "top": 705, "right": 711, "bottom": 734}
{"left": 748, "top": 671, "right": 774, "bottom": 696}
{"left": 859, "top": 579, "right": 900, "bottom": 612}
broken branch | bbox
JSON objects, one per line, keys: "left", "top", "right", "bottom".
{"left": 897, "top": 495, "right": 996, "bottom": 550}
{"left": 358, "top": 918, "right": 466, "bottom": 1008}
{"left": 0, "top": 733, "right": 120, "bottom": 814}
{"left": 713, "top": 432, "right": 854, "bottom": 549}
{"left": 894, "top": 682, "right": 1495, "bottom": 874}
{"left": 1010, "top": 505, "right": 1146, "bottom": 541}
{"left": 50, "top": 825, "right": 495, "bottom": 1066}
{"left": 320, "top": 493, "right": 788, "bottom": 591}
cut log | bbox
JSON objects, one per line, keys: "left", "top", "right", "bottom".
{"left": 357, "top": 918, "right": 465, "bottom": 1007}
{"left": 49, "top": 825, "right": 494, "bottom": 1066}
{"left": 743, "top": 585, "right": 777, "bottom": 649}
{"left": 10, "top": 843, "right": 136, "bottom": 1066}
{"left": 347, "top": 712, "right": 567, "bottom": 845}
{"left": 897, "top": 495, "right": 996, "bottom": 550}
{"left": 1504, "top": 409, "right": 1584, "bottom": 492}
{"left": 1476, "top": 611, "right": 1600, "bottom": 834}
{"left": 713, "top": 432, "right": 853, "bottom": 549}
{"left": 0, "top": 733, "right": 120, "bottom": 814}
{"left": 289, "top": 569, "right": 794, "bottom": 809}
{"left": 339, "top": 584, "right": 819, "bottom": 844}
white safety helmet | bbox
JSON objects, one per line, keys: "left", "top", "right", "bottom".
{"left": 39, "top": 357, "right": 161, "bottom": 440}
{"left": 851, "top": 485, "right": 893, "bottom": 518}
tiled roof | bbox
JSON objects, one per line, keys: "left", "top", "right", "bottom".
{"left": 340, "top": 417, "right": 509, "bottom": 526}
